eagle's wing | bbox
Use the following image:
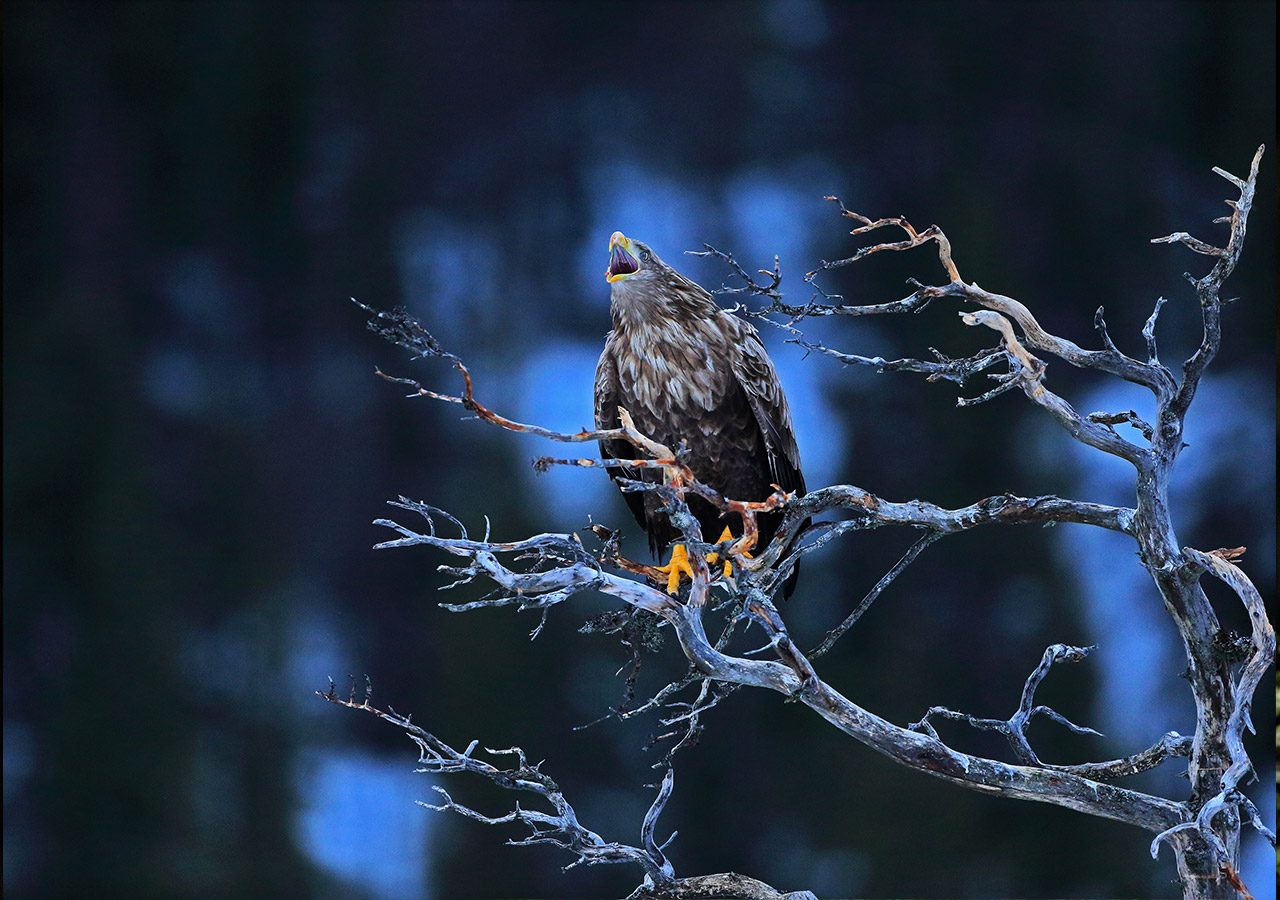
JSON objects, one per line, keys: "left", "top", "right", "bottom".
{"left": 730, "top": 320, "right": 807, "bottom": 598}
{"left": 594, "top": 339, "right": 651, "bottom": 541}
{"left": 729, "top": 322, "right": 806, "bottom": 497}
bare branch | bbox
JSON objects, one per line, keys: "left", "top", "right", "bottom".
{"left": 1053, "top": 731, "right": 1193, "bottom": 782}
{"left": 686, "top": 244, "right": 783, "bottom": 303}
{"left": 768, "top": 283, "right": 936, "bottom": 320}
{"left": 1086, "top": 409, "right": 1155, "bottom": 442}
{"left": 765, "top": 207, "right": 1178, "bottom": 399}
{"left": 789, "top": 335, "right": 1005, "bottom": 386}
{"left": 809, "top": 530, "right": 941, "bottom": 659}
{"left": 318, "top": 686, "right": 678, "bottom": 885}
{"left": 782, "top": 486, "right": 1135, "bottom": 539}
{"left": 1149, "top": 232, "right": 1227, "bottom": 257}
{"left": 814, "top": 197, "right": 962, "bottom": 283}
{"left": 355, "top": 299, "right": 680, "bottom": 463}
{"left": 1142, "top": 296, "right": 1169, "bottom": 365}
{"left": 1157, "top": 145, "right": 1265, "bottom": 446}
{"left": 640, "top": 768, "right": 676, "bottom": 874}
{"left": 1175, "top": 548, "right": 1277, "bottom": 823}
{"left": 958, "top": 308, "right": 1150, "bottom": 467}
{"left": 909, "top": 644, "right": 1104, "bottom": 766}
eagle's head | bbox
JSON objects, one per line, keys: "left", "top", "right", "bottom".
{"left": 604, "top": 231, "right": 718, "bottom": 326}
{"left": 604, "top": 231, "right": 664, "bottom": 288}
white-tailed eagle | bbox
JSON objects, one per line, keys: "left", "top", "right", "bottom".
{"left": 594, "top": 232, "right": 806, "bottom": 596}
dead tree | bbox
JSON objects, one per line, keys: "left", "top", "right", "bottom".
{"left": 327, "top": 146, "right": 1272, "bottom": 899}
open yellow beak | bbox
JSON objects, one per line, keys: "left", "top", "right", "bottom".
{"left": 606, "top": 231, "right": 640, "bottom": 283}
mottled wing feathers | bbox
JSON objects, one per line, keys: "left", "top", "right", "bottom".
{"left": 727, "top": 320, "right": 807, "bottom": 599}
{"left": 593, "top": 341, "right": 652, "bottom": 542}
{"left": 729, "top": 323, "right": 806, "bottom": 498}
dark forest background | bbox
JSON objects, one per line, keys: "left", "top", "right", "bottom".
{"left": 4, "top": 2, "right": 1276, "bottom": 898}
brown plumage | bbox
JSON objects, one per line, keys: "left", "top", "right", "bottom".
{"left": 593, "top": 232, "right": 806, "bottom": 597}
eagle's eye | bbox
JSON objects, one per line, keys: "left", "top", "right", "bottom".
{"left": 639, "top": 249, "right": 652, "bottom": 262}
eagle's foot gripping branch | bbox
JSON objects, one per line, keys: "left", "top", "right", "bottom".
{"left": 655, "top": 543, "right": 694, "bottom": 595}
{"left": 706, "top": 525, "right": 752, "bottom": 579}
{"left": 654, "top": 528, "right": 754, "bottom": 594}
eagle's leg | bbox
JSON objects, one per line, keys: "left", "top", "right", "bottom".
{"left": 654, "top": 543, "right": 695, "bottom": 595}
{"left": 706, "top": 526, "right": 754, "bottom": 578}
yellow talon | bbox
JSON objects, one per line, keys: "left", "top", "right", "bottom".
{"left": 657, "top": 529, "right": 758, "bottom": 592}
{"left": 706, "top": 526, "right": 753, "bottom": 579}
{"left": 655, "top": 543, "right": 694, "bottom": 594}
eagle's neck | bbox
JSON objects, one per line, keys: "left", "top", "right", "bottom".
{"left": 609, "top": 270, "right": 721, "bottom": 332}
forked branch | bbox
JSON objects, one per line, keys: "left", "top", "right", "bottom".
{"left": 909, "top": 644, "right": 1105, "bottom": 766}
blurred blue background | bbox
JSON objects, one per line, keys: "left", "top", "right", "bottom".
{"left": 3, "top": 1, "right": 1275, "bottom": 897}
